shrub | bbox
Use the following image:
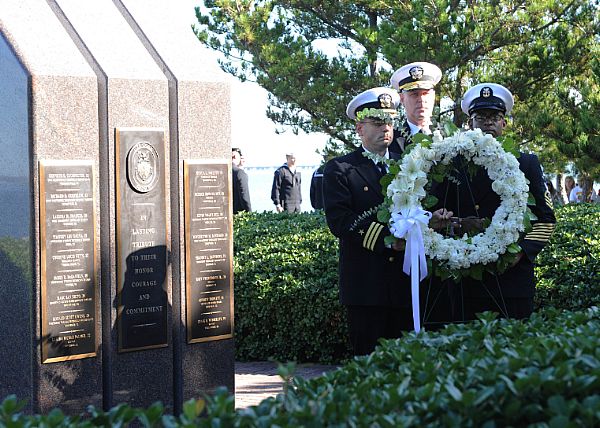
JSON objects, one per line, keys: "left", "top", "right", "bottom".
{"left": 233, "top": 211, "right": 351, "bottom": 363}
{"left": 233, "top": 205, "right": 600, "bottom": 363}
{"left": 535, "top": 203, "right": 600, "bottom": 310}
{"left": 245, "top": 307, "right": 600, "bottom": 426}
{"left": 3, "top": 307, "right": 599, "bottom": 426}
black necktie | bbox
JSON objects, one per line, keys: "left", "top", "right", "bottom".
{"left": 377, "top": 162, "right": 387, "bottom": 177}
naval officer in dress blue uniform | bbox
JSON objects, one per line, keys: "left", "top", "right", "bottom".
{"left": 389, "top": 61, "right": 442, "bottom": 154}
{"left": 323, "top": 87, "right": 413, "bottom": 355}
{"left": 431, "top": 83, "right": 556, "bottom": 321}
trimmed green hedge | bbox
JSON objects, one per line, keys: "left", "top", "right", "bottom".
{"left": 242, "top": 308, "right": 600, "bottom": 427}
{"left": 3, "top": 307, "right": 599, "bottom": 426}
{"left": 535, "top": 203, "right": 600, "bottom": 310}
{"left": 233, "top": 204, "right": 600, "bottom": 364}
{"left": 233, "top": 211, "right": 350, "bottom": 363}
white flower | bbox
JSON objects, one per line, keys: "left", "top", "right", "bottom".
{"left": 385, "top": 129, "right": 529, "bottom": 276}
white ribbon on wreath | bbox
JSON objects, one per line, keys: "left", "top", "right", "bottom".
{"left": 386, "top": 128, "right": 529, "bottom": 332}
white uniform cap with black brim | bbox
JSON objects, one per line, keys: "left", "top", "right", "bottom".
{"left": 461, "top": 83, "right": 514, "bottom": 116}
{"left": 390, "top": 62, "right": 442, "bottom": 92}
{"left": 346, "top": 87, "right": 400, "bottom": 120}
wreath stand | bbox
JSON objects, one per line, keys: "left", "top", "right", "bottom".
{"left": 420, "top": 159, "right": 513, "bottom": 328}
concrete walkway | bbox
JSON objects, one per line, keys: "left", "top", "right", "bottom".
{"left": 235, "top": 361, "right": 337, "bottom": 409}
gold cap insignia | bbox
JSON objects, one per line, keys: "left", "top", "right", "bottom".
{"left": 409, "top": 66, "right": 424, "bottom": 80}
{"left": 481, "top": 87, "right": 492, "bottom": 97}
{"left": 378, "top": 93, "right": 393, "bottom": 108}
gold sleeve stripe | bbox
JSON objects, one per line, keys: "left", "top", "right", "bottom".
{"left": 366, "top": 223, "right": 384, "bottom": 251}
{"left": 363, "top": 222, "right": 383, "bottom": 251}
{"left": 525, "top": 231, "right": 553, "bottom": 239}
{"left": 363, "top": 222, "right": 378, "bottom": 249}
{"left": 525, "top": 236, "right": 552, "bottom": 242}
{"left": 531, "top": 223, "right": 555, "bottom": 230}
{"left": 525, "top": 222, "right": 555, "bottom": 240}
{"left": 530, "top": 229, "right": 554, "bottom": 234}
{"left": 545, "top": 193, "right": 553, "bottom": 207}
{"left": 525, "top": 233, "right": 552, "bottom": 240}
{"left": 527, "top": 228, "right": 554, "bottom": 233}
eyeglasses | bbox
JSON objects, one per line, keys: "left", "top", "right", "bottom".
{"left": 471, "top": 113, "right": 505, "bottom": 122}
{"left": 362, "top": 119, "right": 393, "bottom": 126}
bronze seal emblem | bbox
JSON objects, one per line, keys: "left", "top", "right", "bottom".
{"left": 127, "top": 141, "right": 159, "bottom": 193}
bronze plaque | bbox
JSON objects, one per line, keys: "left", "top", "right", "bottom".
{"left": 184, "top": 160, "right": 233, "bottom": 343}
{"left": 116, "top": 128, "right": 168, "bottom": 352}
{"left": 39, "top": 160, "right": 97, "bottom": 363}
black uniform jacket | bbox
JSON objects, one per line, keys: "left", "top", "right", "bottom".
{"left": 389, "top": 121, "right": 413, "bottom": 155}
{"left": 271, "top": 165, "right": 302, "bottom": 205}
{"left": 430, "top": 152, "right": 556, "bottom": 298}
{"left": 232, "top": 165, "right": 252, "bottom": 213}
{"left": 323, "top": 148, "right": 410, "bottom": 307}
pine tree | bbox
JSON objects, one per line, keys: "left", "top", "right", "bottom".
{"left": 195, "top": 0, "right": 599, "bottom": 175}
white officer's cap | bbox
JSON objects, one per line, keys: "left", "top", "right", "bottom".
{"left": 461, "top": 83, "right": 514, "bottom": 115}
{"left": 390, "top": 62, "right": 442, "bottom": 92}
{"left": 346, "top": 87, "right": 400, "bottom": 120}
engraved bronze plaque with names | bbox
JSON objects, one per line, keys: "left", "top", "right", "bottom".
{"left": 184, "top": 160, "right": 233, "bottom": 343}
{"left": 116, "top": 128, "right": 168, "bottom": 352}
{"left": 39, "top": 160, "right": 97, "bottom": 363}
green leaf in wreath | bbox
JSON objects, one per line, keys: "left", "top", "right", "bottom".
{"left": 498, "top": 135, "right": 520, "bottom": 158}
{"left": 432, "top": 172, "right": 446, "bottom": 183}
{"left": 380, "top": 173, "right": 393, "bottom": 191}
{"left": 470, "top": 264, "right": 484, "bottom": 280}
{"left": 422, "top": 194, "right": 439, "bottom": 209}
{"left": 523, "top": 210, "right": 533, "bottom": 232}
{"left": 377, "top": 208, "right": 391, "bottom": 223}
{"left": 435, "top": 265, "right": 452, "bottom": 281}
{"left": 443, "top": 121, "right": 460, "bottom": 136}
{"left": 384, "top": 235, "right": 397, "bottom": 246}
{"left": 412, "top": 133, "right": 432, "bottom": 146}
{"left": 507, "top": 243, "right": 522, "bottom": 254}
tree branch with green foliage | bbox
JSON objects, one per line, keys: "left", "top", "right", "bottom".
{"left": 194, "top": 0, "right": 599, "bottom": 172}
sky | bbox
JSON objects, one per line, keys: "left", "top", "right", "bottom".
{"left": 229, "top": 80, "right": 328, "bottom": 168}
{"left": 187, "top": 2, "right": 328, "bottom": 168}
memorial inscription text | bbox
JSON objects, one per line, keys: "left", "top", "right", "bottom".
{"left": 184, "top": 161, "right": 233, "bottom": 343}
{"left": 116, "top": 128, "right": 168, "bottom": 352}
{"left": 40, "top": 161, "right": 97, "bottom": 363}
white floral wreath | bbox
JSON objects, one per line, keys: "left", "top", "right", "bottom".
{"left": 385, "top": 128, "right": 529, "bottom": 272}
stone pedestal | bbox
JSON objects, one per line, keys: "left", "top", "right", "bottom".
{"left": 0, "top": 0, "right": 233, "bottom": 415}
{"left": 116, "top": 0, "right": 234, "bottom": 404}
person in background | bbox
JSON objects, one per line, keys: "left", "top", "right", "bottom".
{"left": 564, "top": 176, "right": 576, "bottom": 203}
{"left": 569, "top": 179, "right": 584, "bottom": 203}
{"left": 431, "top": 83, "right": 556, "bottom": 321}
{"left": 388, "top": 61, "right": 442, "bottom": 154}
{"left": 546, "top": 180, "right": 563, "bottom": 207}
{"left": 323, "top": 87, "right": 412, "bottom": 355}
{"left": 232, "top": 148, "right": 252, "bottom": 214}
{"left": 271, "top": 153, "right": 302, "bottom": 213}
{"left": 309, "top": 165, "right": 325, "bottom": 210}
